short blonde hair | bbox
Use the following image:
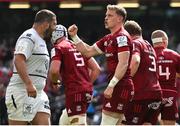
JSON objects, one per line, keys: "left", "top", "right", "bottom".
{"left": 107, "top": 4, "right": 127, "bottom": 22}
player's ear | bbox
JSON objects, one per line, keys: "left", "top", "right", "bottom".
{"left": 118, "top": 16, "right": 123, "bottom": 23}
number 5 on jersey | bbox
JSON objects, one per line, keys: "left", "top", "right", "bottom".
{"left": 73, "top": 52, "right": 85, "bottom": 66}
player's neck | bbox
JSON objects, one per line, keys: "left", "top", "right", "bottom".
{"left": 32, "top": 24, "right": 44, "bottom": 38}
{"left": 110, "top": 24, "right": 122, "bottom": 34}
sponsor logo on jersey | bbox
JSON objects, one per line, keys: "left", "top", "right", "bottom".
{"left": 157, "top": 60, "right": 173, "bottom": 63}
{"left": 148, "top": 101, "right": 161, "bottom": 110}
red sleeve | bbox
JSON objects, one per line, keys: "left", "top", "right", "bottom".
{"left": 51, "top": 47, "right": 63, "bottom": 61}
{"left": 116, "top": 35, "right": 131, "bottom": 53}
{"left": 132, "top": 41, "right": 141, "bottom": 56}
{"left": 95, "top": 36, "right": 107, "bottom": 53}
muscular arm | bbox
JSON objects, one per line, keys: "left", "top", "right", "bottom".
{"left": 14, "top": 54, "right": 32, "bottom": 86}
{"left": 75, "top": 41, "right": 99, "bottom": 58}
{"left": 87, "top": 57, "right": 101, "bottom": 83}
{"left": 130, "top": 54, "right": 140, "bottom": 76}
{"left": 68, "top": 24, "right": 100, "bottom": 58}
{"left": 104, "top": 51, "right": 130, "bottom": 98}
{"left": 14, "top": 54, "right": 37, "bottom": 97}
{"left": 49, "top": 60, "right": 61, "bottom": 83}
{"left": 114, "top": 51, "right": 130, "bottom": 80}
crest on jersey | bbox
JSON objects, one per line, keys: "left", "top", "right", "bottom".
{"left": 116, "top": 36, "right": 128, "bottom": 47}
{"left": 23, "top": 103, "right": 33, "bottom": 115}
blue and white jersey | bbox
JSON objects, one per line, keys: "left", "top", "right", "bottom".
{"left": 9, "top": 28, "right": 50, "bottom": 91}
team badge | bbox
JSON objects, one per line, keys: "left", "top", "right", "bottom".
{"left": 116, "top": 36, "right": 128, "bottom": 47}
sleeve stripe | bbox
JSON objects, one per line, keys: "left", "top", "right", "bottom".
{"left": 19, "top": 37, "right": 35, "bottom": 44}
{"left": 32, "top": 53, "right": 49, "bottom": 57}
{"left": 93, "top": 44, "right": 103, "bottom": 54}
{"left": 118, "top": 46, "right": 130, "bottom": 52}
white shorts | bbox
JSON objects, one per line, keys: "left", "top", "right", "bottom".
{"left": 5, "top": 86, "right": 50, "bottom": 121}
{"left": 59, "top": 109, "right": 70, "bottom": 125}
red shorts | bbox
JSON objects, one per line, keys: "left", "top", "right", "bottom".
{"left": 103, "top": 85, "right": 134, "bottom": 113}
{"left": 124, "top": 99, "right": 162, "bottom": 125}
{"left": 161, "top": 90, "right": 179, "bottom": 120}
{"left": 65, "top": 91, "right": 92, "bottom": 116}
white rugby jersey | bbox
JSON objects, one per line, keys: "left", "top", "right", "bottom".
{"left": 8, "top": 28, "right": 50, "bottom": 91}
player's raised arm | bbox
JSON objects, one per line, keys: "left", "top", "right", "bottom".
{"left": 68, "top": 24, "right": 99, "bottom": 57}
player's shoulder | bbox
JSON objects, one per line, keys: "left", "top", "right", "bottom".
{"left": 132, "top": 38, "right": 142, "bottom": 44}
{"left": 103, "top": 33, "right": 111, "bottom": 39}
{"left": 54, "top": 39, "right": 72, "bottom": 50}
{"left": 117, "top": 28, "right": 131, "bottom": 39}
{"left": 18, "top": 28, "right": 38, "bottom": 44}
{"left": 164, "top": 48, "right": 179, "bottom": 56}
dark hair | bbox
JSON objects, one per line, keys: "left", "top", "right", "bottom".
{"left": 107, "top": 4, "right": 127, "bottom": 22}
{"left": 124, "top": 20, "right": 142, "bottom": 36}
{"left": 34, "top": 9, "right": 56, "bottom": 23}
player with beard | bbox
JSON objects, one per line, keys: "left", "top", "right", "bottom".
{"left": 5, "top": 9, "right": 57, "bottom": 125}
{"left": 151, "top": 30, "right": 180, "bottom": 125}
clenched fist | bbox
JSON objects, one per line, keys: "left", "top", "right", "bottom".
{"left": 68, "top": 24, "right": 78, "bottom": 37}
